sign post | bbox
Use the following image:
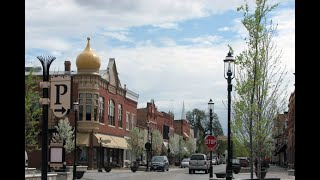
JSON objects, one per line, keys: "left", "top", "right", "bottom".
{"left": 205, "top": 135, "right": 217, "bottom": 151}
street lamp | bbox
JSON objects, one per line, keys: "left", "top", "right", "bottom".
{"left": 98, "top": 137, "right": 103, "bottom": 172}
{"left": 37, "top": 56, "right": 55, "bottom": 180}
{"left": 146, "top": 121, "right": 150, "bottom": 172}
{"left": 73, "top": 100, "right": 79, "bottom": 180}
{"left": 224, "top": 51, "right": 235, "bottom": 180}
{"left": 208, "top": 99, "right": 214, "bottom": 179}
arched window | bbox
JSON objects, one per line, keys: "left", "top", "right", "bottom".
{"left": 108, "top": 99, "right": 115, "bottom": 126}
{"left": 118, "top": 104, "right": 123, "bottom": 128}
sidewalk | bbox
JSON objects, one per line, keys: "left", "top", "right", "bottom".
{"left": 231, "top": 165, "right": 295, "bottom": 180}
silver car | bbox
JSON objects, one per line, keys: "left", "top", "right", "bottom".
{"left": 188, "top": 153, "right": 209, "bottom": 174}
{"left": 180, "top": 158, "right": 190, "bottom": 168}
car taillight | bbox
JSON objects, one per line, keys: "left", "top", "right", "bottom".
{"left": 204, "top": 161, "right": 206, "bottom": 165}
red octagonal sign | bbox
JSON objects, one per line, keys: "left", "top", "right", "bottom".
{"left": 205, "top": 135, "right": 217, "bottom": 150}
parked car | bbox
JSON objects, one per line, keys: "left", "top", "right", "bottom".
{"left": 180, "top": 158, "right": 190, "bottom": 168}
{"left": 232, "top": 159, "right": 241, "bottom": 174}
{"left": 188, "top": 153, "right": 209, "bottom": 174}
{"left": 150, "top": 156, "right": 169, "bottom": 171}
{"left": 211, "top": 157, "right": 218, "bottom": 165}
{"left": 25, "top": 151, "right": 28, "bottom": 167}
{"left": 237, "top": 157, "right": 250, "bottom": 167}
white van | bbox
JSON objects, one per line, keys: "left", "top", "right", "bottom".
{"left": 25, "top": 151, "right": 28, "bottom": 167}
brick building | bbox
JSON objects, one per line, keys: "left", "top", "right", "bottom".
{"left": 26, "top": 37, "right": 139, "bottom": 169}
{"left": 272, "top": 112, "right": 288, "bottom": 167}
{"left": 137, "top": 99, "right": 175, "bottom": 150}
{"left": 286, "top": 89, "right": 295, "bottom": 168}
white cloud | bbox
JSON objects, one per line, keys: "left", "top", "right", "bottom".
{"left": 100, "top": 31, "right": 133, "bottom": 42}
{"left": 218, "top": 27, "right": 231, "bottom": 32}
{"left": 153, "top": 23, "right": 179, "bottom": 30}
{"left": 183, "top": 35, "right": 223, "bottom": 46}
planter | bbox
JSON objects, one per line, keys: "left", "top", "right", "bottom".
{"left": 130, "top": 166, "right": 138, "bottom": 172}
{"left": 75, "top": 171, "right": 85, "bottom": 179}
{"left": 255, "top": 169, "right": 267, "bottom": 179}
{"left": 215, "top": 172, "right": 227, "bottom": 178}
{"left": 104, "top": 166, "right": 112, "bottom": 172}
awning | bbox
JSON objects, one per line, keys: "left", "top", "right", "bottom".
{"left": 93, "top": 133, "right": 118, "bottom": 148}
{"left": 76, "top": 133, "right": 90, "bottom": 147}
{"left": 163, "top": 142, "right": 168, "bottom": 148}
{"left": 110, "top": 136, "right": 129, "bottom": 150}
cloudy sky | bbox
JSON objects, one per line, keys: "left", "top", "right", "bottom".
{"left": 26, "top": 0, "right": 295, "bottom": 135}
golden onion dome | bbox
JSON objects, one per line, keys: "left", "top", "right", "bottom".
{"left": 76, "top": 37, "right": 101, "bottom": 72}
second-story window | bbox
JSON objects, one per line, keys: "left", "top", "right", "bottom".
{"left": 78, "top": 93, "right": 99, "bottom": 121}
{"left": 131, "top": 114, "right": 135, "bottom": 129}
{"left": 126, "top": 112, "right": 130, "bottom": 130}
{"left": 118, "top": 104, "right": 123, "bottom": 128}
{"left": 99, "top": 96, "right": 104, "bottom": 123}
{"left": 108, "top": 99, "right": 115, "bottom": 126}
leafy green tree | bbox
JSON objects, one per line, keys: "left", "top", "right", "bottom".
{"left": 216, "top": 139, "right": 227, "bottom": 157}
{"left": 233, "top": 0, "right": 288, "bottom": 178}
{"left": 127, "top": 127, "right": 145, "bottom": 159}
{"left": 232, "top": 138, "right": 249, "bottom": 158}
{"left": 25, "top": 70, "right": 41, "bottom": 152}
{"left": 151, "top": 130, "right": 163, "bottom": 155}
{"left": 185, "top": 137, "right": 196, "bottom": 156}
{"left": 55, "top": 118, "right": 75, "bottom": 153}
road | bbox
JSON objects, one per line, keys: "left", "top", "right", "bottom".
{"left": 82, "top": 164, "right": 227, "bottom": 180}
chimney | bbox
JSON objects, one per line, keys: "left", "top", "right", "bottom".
{"left": 64, "top": 61, "right": 71, "bottom": 72}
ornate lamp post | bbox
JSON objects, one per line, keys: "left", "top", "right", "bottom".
{"left": 224, "top": 51, "right": 235, "bottom": 180}
{"left": 208, "top": 99, "right": 214, "bottom": 179}
{"left": 98, "top": 137, "right": 103, "bottom": 172}
{"left": 73, "top": 100, "right": 79, "bottom": 180}
{"left": 37, "top": 56, "right": 55, "bottom": 180}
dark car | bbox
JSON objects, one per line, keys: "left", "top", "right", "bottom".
{"left": 150, "top": 156, "right": 169, "bottom": 171}
{"left": 237, "top": 157, "right": 250, "bottom": 167}
{"left": 232, "top": 159, "right": 241, "bottom": 174}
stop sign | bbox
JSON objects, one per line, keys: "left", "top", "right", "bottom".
{"left": 205, "top": 135, "right": 217, "bottom": 150}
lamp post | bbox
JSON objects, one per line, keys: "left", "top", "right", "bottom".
{"left": 224, "top": 51, "right": 235, "bottom": 180}
{"left": 208, "top": 99, "right": 214, "bottom": 179}
{"left": 98, "top": 137, "right": 103, "bottom": 172}
{"left": 146, "top": 121, "right": 150, "bottom": 171}
{"left": 73, "top": 100, "right": 79, "bottom": 180}
{"left": 37, "top": 56, "right": 55, "bottom": 180}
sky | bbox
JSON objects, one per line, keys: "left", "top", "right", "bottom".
{"left": 25, "top": 0, "right": 295, "bottom": 135}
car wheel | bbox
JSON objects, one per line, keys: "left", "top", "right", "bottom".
{"left": 193, "top": 170, "right": 195, "bottom": 174}
{"left": 189, "top": 169, "right": 192, "bottom": 174}
{"left": 205, "top": 170, "right": 208, "bottom": 174}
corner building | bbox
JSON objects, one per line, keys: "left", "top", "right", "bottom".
{"left": 28, "top": 37, "right": 139, "bottom": 170}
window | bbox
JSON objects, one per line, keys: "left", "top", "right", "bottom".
{"left": 118, "top": 104, "right": 123, "bottom": 128}
{"left": 126, "top": 112, "right": 130, "bottom": 130}
{"left": 78, "top": 147, "right": 88, "bottom": 162}
{"left": 99, "top": 97, "right": 104, "bottom": 123}
{"left": 78, "top": 93, "right": 99, "bottom": 121}
{"left": 108, "top": 99, "right": 115, "bottom": 126}
{"left": 131, "top": 114, "right": 135, "bottom": 129}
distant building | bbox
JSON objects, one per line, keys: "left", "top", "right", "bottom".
{"left": 286, "top": 89, "right": 295, "bottom": 168}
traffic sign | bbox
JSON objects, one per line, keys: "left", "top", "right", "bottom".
{"left": 50, "top": 75, "right": 71, "bottom": 118}
{"left": 205, "top": 135, "right": 217, "bottom": 151}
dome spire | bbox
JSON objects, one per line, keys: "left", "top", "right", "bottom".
{"left": 85, "top": 37, "right": 91, "bottom": 50}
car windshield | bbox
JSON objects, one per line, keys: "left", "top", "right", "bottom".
{"left": 151, "top": 156, "right": 164, "bottom": 162}
{"left": 182, "top": 158, "right": 190, "bottom": 162}
{"left": 190, "top": 155, "right": 205, "bottom": 160}
{"left": 232, "top": 159, "right": 240, "bottom": 164}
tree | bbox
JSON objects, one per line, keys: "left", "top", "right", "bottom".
{"left": 127, "top": 127, "right": 145, "bottom": 159}
{"left": 25, "top": 70, "right": 41, "bottom": 152}
{"left": 187, "top": 109, "right": 224, "bottom": 154}
{"left": 185, "top": 137, "right": 196, "bottom": 156}
{"left": 55, "top": 118, "right": 75, "bottom": 153}
{"left": 233, "top": 0, "right": 288, "bottom": 178}
{"left": 232, "top": 138, "right": 249, "bottom": 158}
{"left": 151, "top": 130, "right": 163, "bottom": 156}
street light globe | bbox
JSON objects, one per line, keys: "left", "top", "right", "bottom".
{"left": 223, "top": 51, "right": 235, "bottom": 79}
{"left": 208, "top": 99, "right": 214, "bottom": 111}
